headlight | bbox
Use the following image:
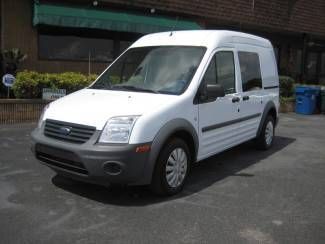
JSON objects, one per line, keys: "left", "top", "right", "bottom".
{"left": 38, "top": 104, "right": 50, "bottom": 128}
{"left": 98, "top": 116, "right": 139, "bottom": 143}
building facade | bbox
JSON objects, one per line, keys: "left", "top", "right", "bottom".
{"left": 1, "top": 0, "right": 325, "bottom": 83}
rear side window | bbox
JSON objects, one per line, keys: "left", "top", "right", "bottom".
{"left": 238, "top": 52, "right": 262, "bottom": 91}
{"left": 202, "top": 51, "right": 236, "bottom": 94}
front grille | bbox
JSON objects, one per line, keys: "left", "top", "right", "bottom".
{"left": 44, "top": 119, "right": 96, "bottom": 144}
{"left": 35, "top": 144, "right": 88, "bottom": 175}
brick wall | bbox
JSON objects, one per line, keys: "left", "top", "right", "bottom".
{"left": 2, "top": 0, "right": 325, "bottom": 76}
{"left": 1, "top": 0, "right": 107, "bottom": 74}
{"left": 102, "top": 0, "right": 325, "bottom": 38}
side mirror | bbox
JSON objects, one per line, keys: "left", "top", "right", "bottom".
{"left": 207, "top": 84, "right": 225, "bottom": 99}
{"left": 200, "top": 84, "right": 225, "bottom": 102}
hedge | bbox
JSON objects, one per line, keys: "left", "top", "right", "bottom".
{"left": 11, "top": 71, "right": 298, "bottom": 99}
{"left": 280, "top": 96, "right": 295, "bottom": 104}
{"left": 12, "top": 71, "right": 98, "bottom": 99}
{"left": 279, "top": 76, "right": 295, "bottom": 98}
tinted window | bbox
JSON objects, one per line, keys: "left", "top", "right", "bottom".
{"left": 202, "top": 51, "right": 236, "bottom": 94}
{"left": 238, "top": 52, "right": 262, "bottom": 91}
{"left": 216, "top": 52, "right": 236, "bottom": 94}
{"left": 38, "top": 28, "right": 138, "bottom": 62}
{"left": 39, "top": 34, "right": 115, "bottom": 62}
{"left": 203, "top": 56, "right": 217, "bottom": 85}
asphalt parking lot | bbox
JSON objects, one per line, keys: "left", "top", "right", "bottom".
{"left": 1, "top": 113, "right": 325, "bottom": 244}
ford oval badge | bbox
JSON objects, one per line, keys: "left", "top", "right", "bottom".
{"left": 59, "top": 127, "right": 71, "bottom": 136}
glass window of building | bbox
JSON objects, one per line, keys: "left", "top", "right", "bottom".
{"left": 38, "top": 27, "right": 139, "bottom": 62}
{"left": 39, "top": 34, "right": 115, "bottom": 62}
{"left": 320, "top": 52, "right": 325, "bottom": 76}
{"left": 306, "top": 52, "right": 318, "bottom": 78}
{"left": 293, "top": 49, "right": 302, "bottom": 75}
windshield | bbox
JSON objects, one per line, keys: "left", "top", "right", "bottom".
{"left": 90, "top": 46, "right": 206, "bottom": 95}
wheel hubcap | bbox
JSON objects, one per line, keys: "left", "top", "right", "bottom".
{"left": 265, "top": 121, "right": 274, "bottom": 146}
{"left": 165, "top": 148, "right": 188, "bottom": 188}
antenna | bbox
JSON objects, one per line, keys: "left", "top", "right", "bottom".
{"left": 88, "top": 51, "right": 91, "bottom": 76}
{"left": 170, "top": 16, "right": 179, "bottom": 36}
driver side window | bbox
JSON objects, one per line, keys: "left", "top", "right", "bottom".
{"left": 202, "top": 51, "right": 236, "bottom": 94}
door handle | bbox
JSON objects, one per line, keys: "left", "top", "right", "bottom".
{"left": 232, "top": 97, "right": 240, "bottom": 103}
{"left": 243, "top": 95, "right": 250, "bottom": 101}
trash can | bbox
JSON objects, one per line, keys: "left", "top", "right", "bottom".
{"left": 295, "top": 86, "right": 320, "bottom": 115}
{"left": 321, "top": 88, "right": 325, "bottom": 114}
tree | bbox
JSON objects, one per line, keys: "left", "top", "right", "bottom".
{"left": 0, "top": 48, "right": 27, "bottom": 98}
{"left": 1, "top": 48, "right": 27, "bottom": 75}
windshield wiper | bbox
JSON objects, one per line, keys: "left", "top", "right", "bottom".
{"left": 111, "top": 85, "right": 159, "bottom": 94}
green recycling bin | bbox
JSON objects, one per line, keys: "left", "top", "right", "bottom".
{"left": 321, "top": 89, "right": 325, "bottom": 114}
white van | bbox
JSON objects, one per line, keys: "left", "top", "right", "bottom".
{"left": 32, "top": 30, "right": 279, "bottom": 195}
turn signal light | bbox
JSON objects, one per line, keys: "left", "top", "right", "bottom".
{"left": 135, "top": 145, "right": 151, "bottom": 153}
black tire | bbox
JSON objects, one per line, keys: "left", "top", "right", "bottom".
{"left": 255, "top": 115, "right": 275, "bottom": 150}
{"left": 150, "top": 138, "right": 191, "bottom": 196}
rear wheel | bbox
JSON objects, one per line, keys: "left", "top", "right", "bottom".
{"left": 150, "top": 138, "right": 191, "bottom": 196}
{"left": 255, "top": 115, "right": 275, "bottom": 150}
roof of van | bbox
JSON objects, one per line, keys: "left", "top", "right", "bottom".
{"left": 131, "top": 30, "right": 272, "bottom": 49}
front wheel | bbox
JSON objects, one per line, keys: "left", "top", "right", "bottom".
{"left": 150, "top": 138, "right": 191, "bottom": 196}
{"left": 255, "top": 115, "right": 275, "bottom": 150}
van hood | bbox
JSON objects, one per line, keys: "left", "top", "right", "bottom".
{"left": 44, "top": 89, "right": 178, "bottom": 130}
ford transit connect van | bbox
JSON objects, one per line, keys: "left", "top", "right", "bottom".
{"left": 32, "top": 30, "right": 279, "bottom": 195}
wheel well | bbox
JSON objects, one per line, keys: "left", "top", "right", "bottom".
{"left": 268, "top": 107, "right": 277, "bottom": 123}
{"left": 168, "top": 130, "right": 197, "bottom": 162}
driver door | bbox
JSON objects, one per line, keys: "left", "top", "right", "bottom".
{"left": 197, "top": 49, "right": 241, "bottom": 160}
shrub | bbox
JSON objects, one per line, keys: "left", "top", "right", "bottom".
{"left": 280, "top": 96, "right": 295, "bottom": 104}
{"left": 279, "top": 76, "right": 295, "bottom": 98}
{"left": 12, "top": 70, "right": 98, "bottom": 99}
{"left": 13, "top": 71, "right": 42, "bottom": 99}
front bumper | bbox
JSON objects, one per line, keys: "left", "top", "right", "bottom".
{"left": 31, "top": 126, "right": 151, "bottom": 186}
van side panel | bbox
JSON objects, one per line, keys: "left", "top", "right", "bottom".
{"left": 259, "top": 47, "right": 280, "bottom": 114}
{"left": 260, "top": 47, "right": 279, "bottom": 89}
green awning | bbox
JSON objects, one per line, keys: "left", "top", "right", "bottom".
{"left": 33, "top": 3, "right": 202, "bottom": 34}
